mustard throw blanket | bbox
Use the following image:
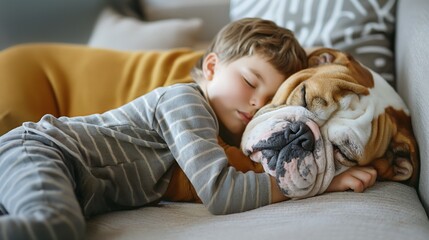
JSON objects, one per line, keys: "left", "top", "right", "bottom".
{"left": 0, "top": 44, "right": 204, "bottom": 133}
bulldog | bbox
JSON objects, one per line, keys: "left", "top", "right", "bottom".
{"left": 241, "top": 48, "right": 420, "bottom": 199}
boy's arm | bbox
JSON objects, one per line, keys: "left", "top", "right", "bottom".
{"left": 163, "top": 143, "right": 376, "bottom": 203}
{"left": 162, "top": 137, "right": 264, "bottom": 203}
{"left": 163, "top": 135, "right": 378, "bottom": 204}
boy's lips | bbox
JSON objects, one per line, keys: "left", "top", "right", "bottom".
{"left": 238, "top": 111, "right": 253, "bottom": 124}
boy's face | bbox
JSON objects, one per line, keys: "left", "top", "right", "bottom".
{"left": 204, "top": 53, "right": 285, "bottom": 139}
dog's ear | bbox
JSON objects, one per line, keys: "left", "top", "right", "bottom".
{"left": 307, "top": 48, "right": 350, "bottom": 66}
{"left": 308, "top": 52, "right": 334, "bottom": 67}
{"left": 308, "top": 48, "right": 336, "bottom": 67}
{"left": 371, "top": 109, "right": 420, "bottom": 186}
{"left": 307, "top": 48, "right": 374, "bottom": 88}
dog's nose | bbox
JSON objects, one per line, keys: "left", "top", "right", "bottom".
{"left": 284, "top": 122, "right": 315, "bottom": 151}
{"left": 252, "top": 121, "right": 315, "bottom": 171}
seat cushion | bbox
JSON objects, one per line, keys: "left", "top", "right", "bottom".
{"left": 87, "top": 182, "right": 429, "bottom": 240}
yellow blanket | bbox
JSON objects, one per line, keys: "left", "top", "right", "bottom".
{"left": 0, "top": 43, "right": 263, "bottom": 202}
{"left": 0, "top": 44, "right": 203, "bottom": 133}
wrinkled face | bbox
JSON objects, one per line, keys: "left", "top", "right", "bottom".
{"left": 203, "top": 53, "right": 285, "bottom": 140}
{"left": 252, "top": 48, "right": 419, "bottom": 185}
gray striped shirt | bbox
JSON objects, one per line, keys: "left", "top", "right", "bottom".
{"left": 22, "top": 83, "right": 271, "bottom": 215}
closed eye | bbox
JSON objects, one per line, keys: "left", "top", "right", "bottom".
{"left": 243, "top": 77, "right": 256, "bottom": 88}
{"left": 243, "top": 77, "right": 255, "bottom": 88}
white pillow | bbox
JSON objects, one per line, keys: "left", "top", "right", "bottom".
{"left": 88, "top": 7, "right": 203, "bottom": 50}
{"left": 140, "top": 0, "right": 230, "bottom": 42}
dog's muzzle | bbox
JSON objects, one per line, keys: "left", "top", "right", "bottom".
{"left": 241, "top": 106, "right": 339, "bottom": 199}
{"left": 251, "top": 121, "right": 315, "bottom": 174}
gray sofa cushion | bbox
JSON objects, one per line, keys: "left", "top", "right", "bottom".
{"left": 87, "top": 182, "right": 429, "bottom": 240}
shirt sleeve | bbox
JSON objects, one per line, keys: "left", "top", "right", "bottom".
{"left": 153, "top": 84, "right": 271, "bottom": 215}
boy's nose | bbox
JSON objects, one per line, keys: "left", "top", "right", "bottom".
{"left": 251, "top": 96, "right": 269, "bottom": 109}
{"left": 251, "top": 100, "right": 263, "bottom": 108}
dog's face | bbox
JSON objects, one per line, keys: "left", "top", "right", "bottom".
{"left": 245, "top": 48, "right": 419, "bottom": 186}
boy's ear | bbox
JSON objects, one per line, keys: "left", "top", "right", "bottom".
{"left": 203, "top": 53, "right": 218, "bottom": 81}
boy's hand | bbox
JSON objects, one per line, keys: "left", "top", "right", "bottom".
{"left": 326, "top": 166, "right": 377, "bottom": 193}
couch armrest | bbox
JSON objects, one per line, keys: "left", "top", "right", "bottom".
{"left": 395, "top": 0, "right": 429, "bottom": 214}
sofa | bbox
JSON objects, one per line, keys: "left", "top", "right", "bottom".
{"left": 0, "top": 0, "right": 428, "bottom": 239}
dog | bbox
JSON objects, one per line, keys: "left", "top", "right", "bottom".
{"left": 241, "top": 48, "right": 420, "bottom": 199}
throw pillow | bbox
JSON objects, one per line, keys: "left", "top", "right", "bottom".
{"left": 88, "top": 7, "right": 203, "bottom": 50}
{"left": 139, "top": 0, "right": 230, "bottom": 42}
{"left": 230, "top": 0, "right": 397, "bottom": 88}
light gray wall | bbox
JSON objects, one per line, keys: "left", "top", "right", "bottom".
{"left": 0, "top": 0, "right": 106, "bottom": 50}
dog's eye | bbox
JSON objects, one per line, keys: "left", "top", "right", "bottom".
{"left": 313, "top": 97, "right": 327, "bottom": 107}
{"left": 300, "top": 85, "right": 307, "bottom": 108}
{"left": 393, "top": 144, "right": 410, "bottom": 158}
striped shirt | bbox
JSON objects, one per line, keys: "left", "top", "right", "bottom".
{"left": 22, "top": 83, "right": 271, "bottom": 215}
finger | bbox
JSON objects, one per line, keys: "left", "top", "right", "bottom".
{"left": 332, "top": 171, "right": 365, "bottom": 193}
{"left": 344, "top": 177, "right": 365, "bottom": 193}
{"left": 355, "top": 166, "right": 378, "bottom": 188}
{"left": 348, "top": 167, "right": 377, "bottom": 190}
{"left": 365, "top": 167, "right": 377, "bottom": 187}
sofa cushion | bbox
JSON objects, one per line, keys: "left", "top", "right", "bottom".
{"left": 88, "top": 7, "right": 203, "bottom": 50}
{"left": 230, "top": 0, "right": 397, "bottom": 88}
{"left": 86, "top": 182, "right": 429, "bottom": 240}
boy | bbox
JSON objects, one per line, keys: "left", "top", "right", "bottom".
{"left": 0, "top": 18, "right": 376, "bottom": 240}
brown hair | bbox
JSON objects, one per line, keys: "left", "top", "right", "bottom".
{"left": 191, "top": 18, "right": 307, "bottom": 82}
